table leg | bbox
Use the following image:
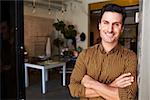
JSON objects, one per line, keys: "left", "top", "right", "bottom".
{"left": 45, "top": 70, "right": 48, "bottom": 81}
{"left": 42, "top": 68, "right": 46, "bottom": 94}
{"left": 63, "top": 63, "right": 66, "bottom": 86}
{"left": 25, "top": 65, "right": 29, "bottom": 87}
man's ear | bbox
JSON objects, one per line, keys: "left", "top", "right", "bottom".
{"left": 121, "top": 26, "right": 124, "bottom": 33}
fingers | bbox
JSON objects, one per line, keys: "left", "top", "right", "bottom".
{"left": 81, "top": 75, "right": 96, "bottom": 88}
{"left": 116, "top": 76, "right": 134, "bottom": 84}
{"left": 117, "top": 82, "right": 132, "bottom": 88}
{"left": 81, "top": 75, "right": 91, "bottom": 85}
{"left": 115, "top": 73, "right": 131, "bottom": 81}
{"left": 110, "top": 73, "right": 134, "bottom": 88}
{"left": 116, "top": 77, "right": 134, "bottom": 88}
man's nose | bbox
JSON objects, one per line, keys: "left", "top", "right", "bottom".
{"left": 108, "top": 24, "right": 113, "bottom": 33}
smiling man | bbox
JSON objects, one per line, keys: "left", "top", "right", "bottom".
{"left": 69, "top": 4, "right": 137, "bottom": 100}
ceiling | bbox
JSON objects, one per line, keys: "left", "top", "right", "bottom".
{"left": 24, "top": 0, "right": 139, "bottom": 12}
{"left": 24, "top": 0, "right": 82, "bottom": 11}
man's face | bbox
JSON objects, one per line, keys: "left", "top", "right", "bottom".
{"left": 99, "top": 11, "right": 123, "bottom": 44}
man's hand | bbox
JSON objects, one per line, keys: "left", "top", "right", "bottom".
{"left": 109, "top": 73, "right": 134, "bottom": 88}
{"left": 81, "top": 75, "right": 95, "bottom": 88}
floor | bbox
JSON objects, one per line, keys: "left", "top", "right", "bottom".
{"left": 26, "top": 69, "right": 79, "bottom": 100}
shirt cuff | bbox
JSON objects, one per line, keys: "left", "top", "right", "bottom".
{"left": 118, "top": 88, "right": 128, "bottom": 100}
{"left": 79, "top": 85, "right": 86, "bottom": 97}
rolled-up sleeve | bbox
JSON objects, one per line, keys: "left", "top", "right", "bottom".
{"left": 68, "top": 50, "right": 87, "bottom": 97}
{"left": 118, "top": 52, "right": 138, "bottom": 100}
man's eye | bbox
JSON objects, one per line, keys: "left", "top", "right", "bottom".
{"left": 103, "top": 21, "right": 108, "bottom": 24}
{"left": 116, "top": 24, "right": 119, "bottom": 26}
{"left": 114, "top": 23, "right": 121, "bottom": 27}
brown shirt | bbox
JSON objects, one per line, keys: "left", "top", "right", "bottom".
{"left": 69, "top": 43, "right": 137, "bottom": 100}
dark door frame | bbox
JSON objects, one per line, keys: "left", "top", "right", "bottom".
{"left": 15, "top": 0, "right": 25, "bottom": 99}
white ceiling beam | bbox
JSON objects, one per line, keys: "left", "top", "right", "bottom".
{"left": 86, "top": 0, "right": 110, "bottom": 4}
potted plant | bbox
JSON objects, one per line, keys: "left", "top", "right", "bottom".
{"left": 53, "top": 19, "right": 65, "bottom": 33}
{"left": 53, "top": 19, "right": 77, "bottom": 49}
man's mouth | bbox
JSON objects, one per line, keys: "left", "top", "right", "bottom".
{"left": 106, "top": 33, "right": 114, "bottom": 38}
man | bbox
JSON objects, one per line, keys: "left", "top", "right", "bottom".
{"left": 69, "top": 4, "right": 137, "bottom": 100}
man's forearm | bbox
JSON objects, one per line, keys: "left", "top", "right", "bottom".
{"left": 91, "top": 80, "right": 120, "bottom": 100}
{"left": 82, "top": 75, "right": 120, "bottom": 99}
{"left": 85, "top": 88, "right": 100, "bottom": 98}
{"left": 84, "top": 82, "right": 119, "bottom": 99}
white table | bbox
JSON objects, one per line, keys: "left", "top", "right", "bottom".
{"left": 25, "top": 61, "right": 66, "bottom": 94}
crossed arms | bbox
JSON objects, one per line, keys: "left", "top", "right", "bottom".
{"left": 81, "top": 73, "right": 134, "bottom": 100}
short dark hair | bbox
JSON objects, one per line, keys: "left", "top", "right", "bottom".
{"left": 99, "top": 4, "right": 126, "bottom": 25}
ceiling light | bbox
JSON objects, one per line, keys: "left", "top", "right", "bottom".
{"left": 32, "top": 0, "right": 36, "bottom": 13}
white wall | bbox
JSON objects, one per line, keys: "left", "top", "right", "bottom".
{"left": 61, "top": 1, "right": 89, "bottom": 49}
{"left": 138, "top": 0, "right": 150, "bottom": 99}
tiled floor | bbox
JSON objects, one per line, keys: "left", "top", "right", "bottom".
{"left": 26, "top": 69, "right": 79, "bottom": 100}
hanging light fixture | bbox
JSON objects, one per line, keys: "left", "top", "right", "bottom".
{"left": 48, "top": 0, "right": 51, "bottom": 15}
{"left": 61, "top": 0, "right": 64, "bottom": 15}
{"left": 32, "top": 0, "right": 36, "bottom": 13}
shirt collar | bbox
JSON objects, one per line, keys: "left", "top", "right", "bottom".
{"left": 98, "top": 42, "right": 121, "bottom": 54}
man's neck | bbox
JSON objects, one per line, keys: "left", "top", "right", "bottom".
{"left": 101, "top": 41, "right": 118, "bottom": 53}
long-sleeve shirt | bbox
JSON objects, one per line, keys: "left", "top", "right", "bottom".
{"left": 69, "top": 43, "right": 137, "bottom": 100}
